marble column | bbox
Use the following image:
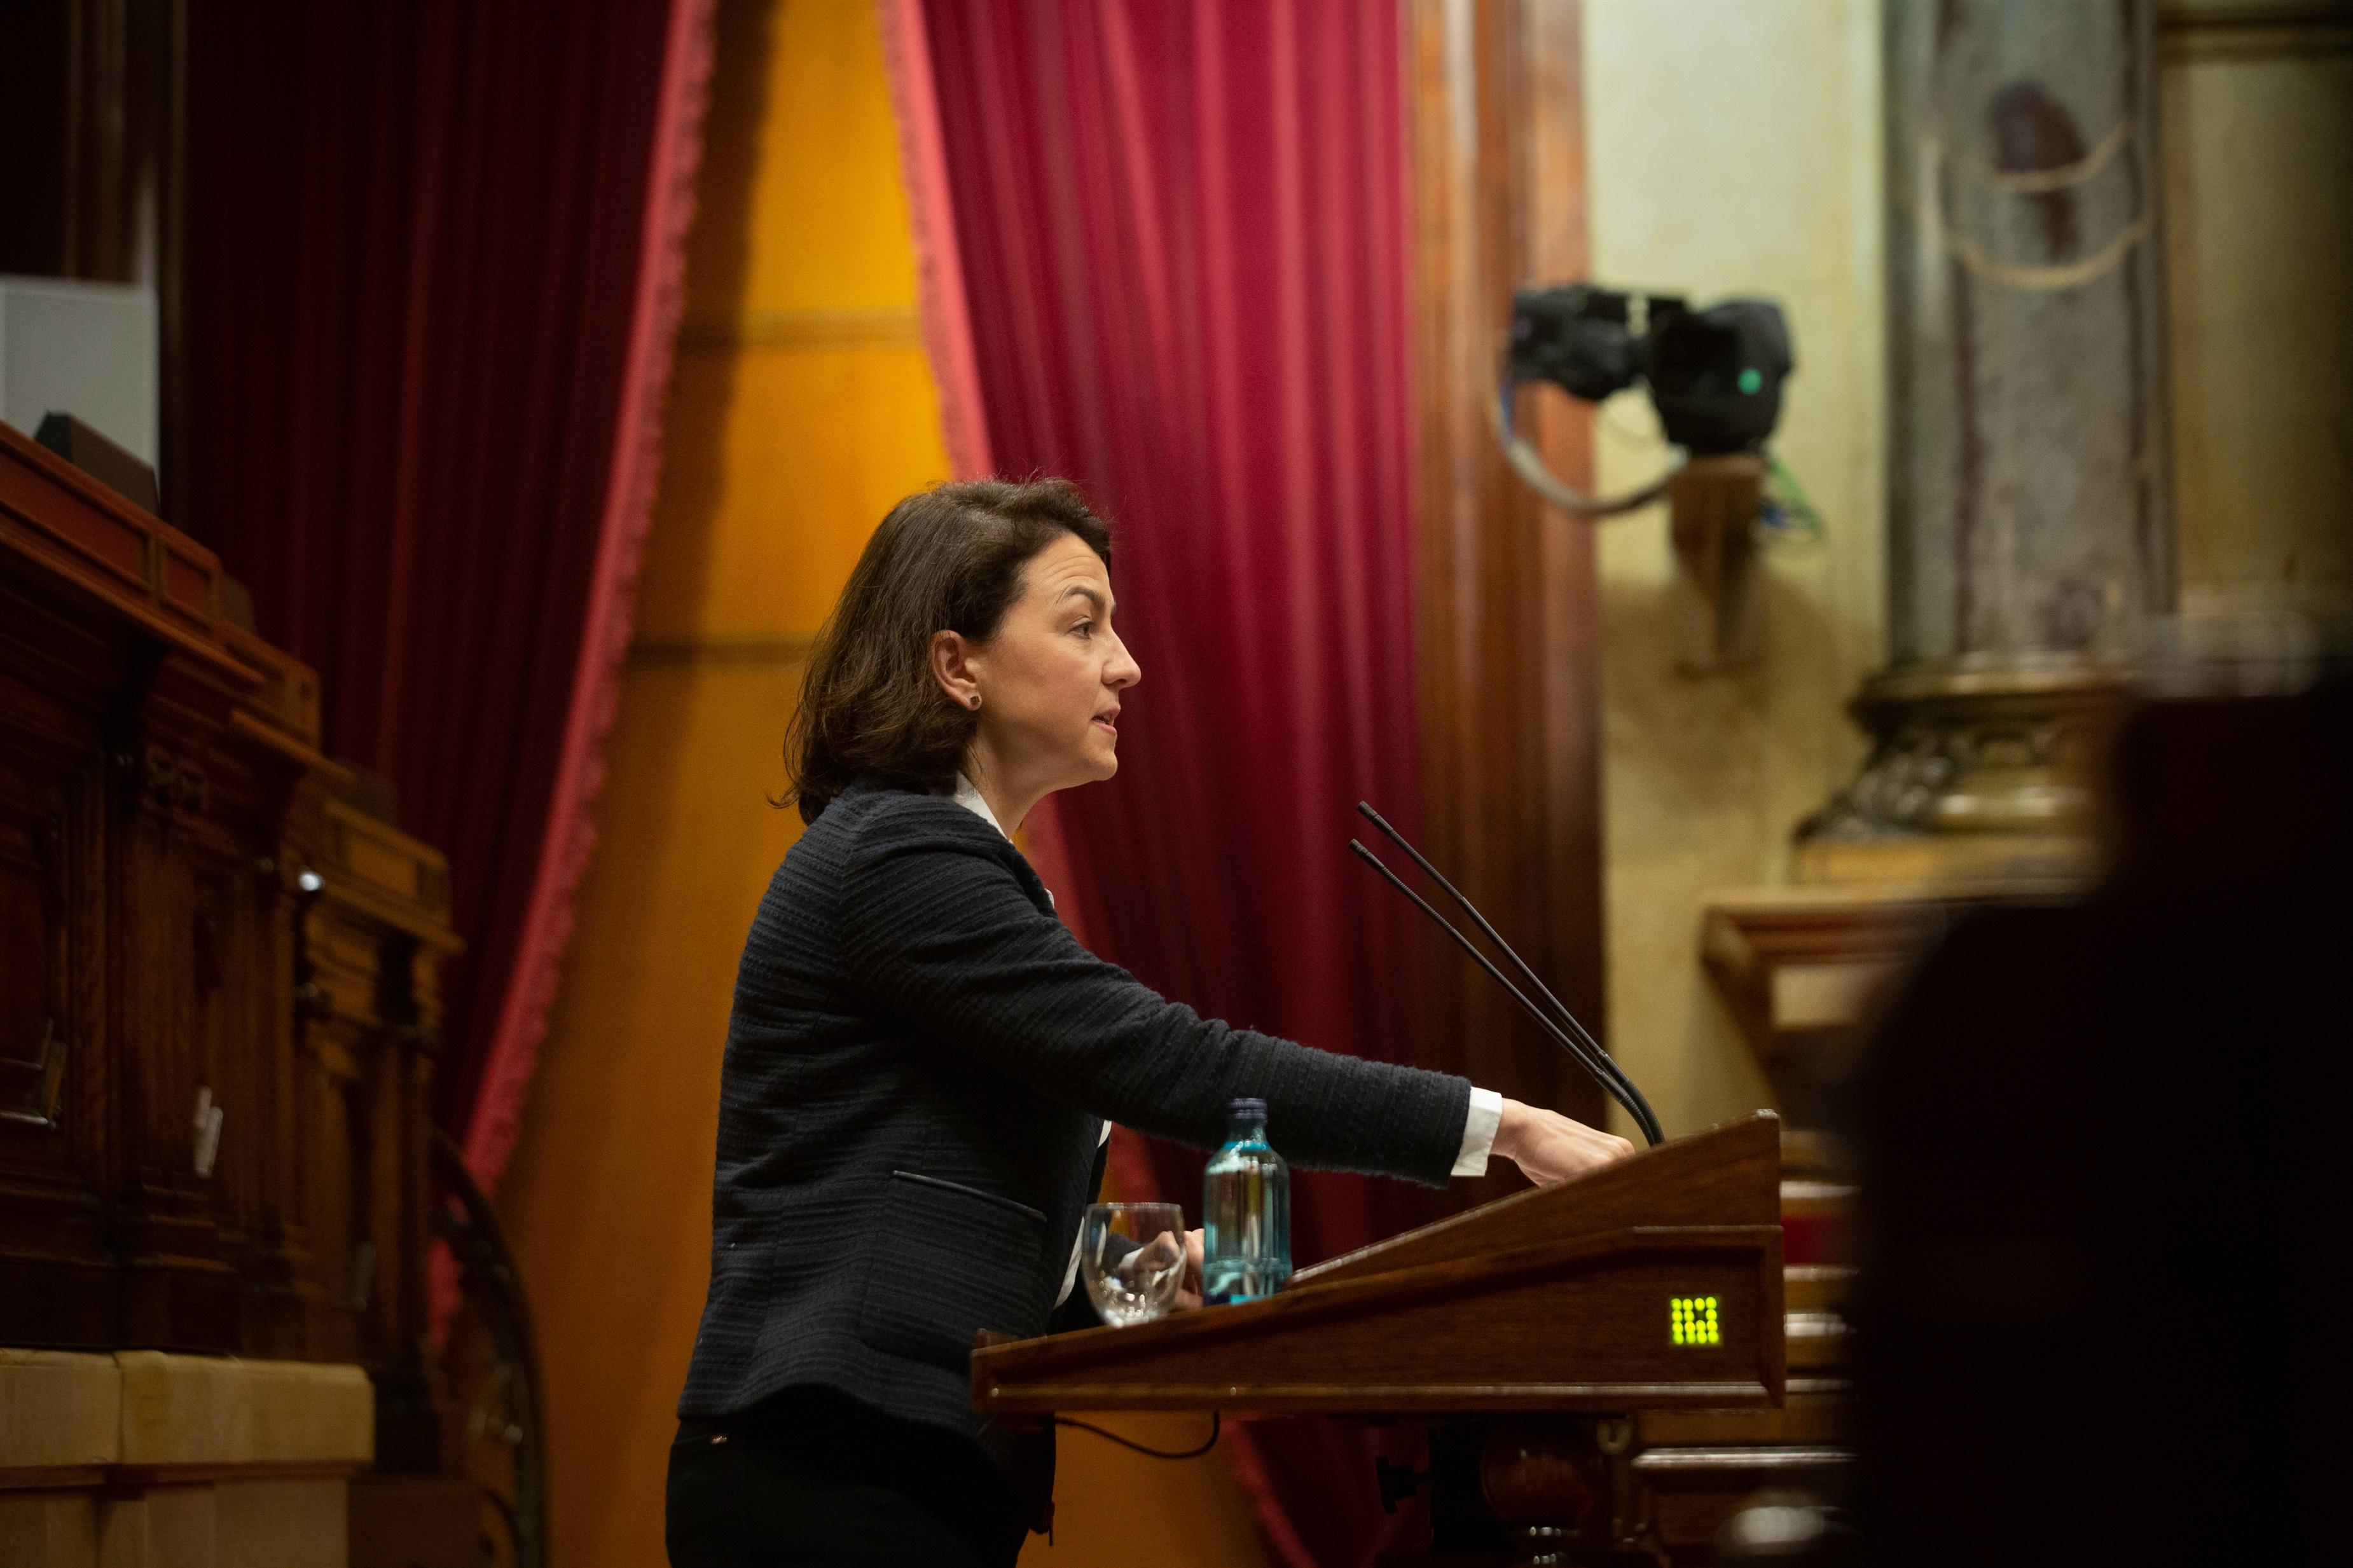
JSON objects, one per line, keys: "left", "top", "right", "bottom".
{"left": 1803, "top": 0, "right": 2170, "bottom": 878}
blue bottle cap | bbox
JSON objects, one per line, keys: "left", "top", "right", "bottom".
{"left": 1229, "top": 1097, "right": 1267, "bottom": 1117}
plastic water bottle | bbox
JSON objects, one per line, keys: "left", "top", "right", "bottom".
{"left": 1201, "top": 1097, "right": 1291, "bottom": 1303}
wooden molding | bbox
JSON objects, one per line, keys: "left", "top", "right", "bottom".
{"left": 1407, "top": 0, "right": 1605, "bottom": 1139}
{"left": 675, "top": 306, "right": 922, "bottom": 352}
{"left": 1699, "top": 884, "right": 1947, "bottom": 1071}
{"left": 0, "top": 1349, "right": 372, "bottom": 1485}
{"left": 626, "top": 633, "right": 816, "bottom": 667}
{"left": 0, "top": 421, "right": 242, "bottom": 680}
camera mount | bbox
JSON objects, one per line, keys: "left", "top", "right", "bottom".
{"left": 1495, "top": 284, "right": 1793, "bottom": 517}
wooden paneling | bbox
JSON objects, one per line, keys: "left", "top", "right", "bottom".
{"left": 0, "top": 434, "right": 225, "bottom": 648}
{"left": 0, "top": 608, "right": 114, "bottom": 1345}
{"left": 979, "top": 1232, "right": 1781, "bottom": 1417}
{"left": 1407, "top": 0, "right": 1606, "bottom": 1150}
{"left": 0, "top": 418, "right": 457, "bottom": 1470}
{"left": 2160, "top": 0, "right": 2353, "bottom": 622}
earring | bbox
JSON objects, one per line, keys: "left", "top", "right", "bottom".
{"left": 969, "top": 694, "right": 981, "bottom": 709}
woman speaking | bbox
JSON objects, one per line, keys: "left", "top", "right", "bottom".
{"left": 665, "top": 479, "right": 1631, "bottom": 1567}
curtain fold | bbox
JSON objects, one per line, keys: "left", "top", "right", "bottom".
{"left": 184, "top": 0, "right": 715, "bottom": 1191}
{"left": 893, "top": 4, "right": 1430, "bottom": 1561}
{"left": 877, "top": 0, "right": 1101, "bottom": 949}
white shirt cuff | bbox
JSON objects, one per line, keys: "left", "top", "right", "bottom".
{"left": 1452, "top": 1087, "right": 1505, "bottom": 1178}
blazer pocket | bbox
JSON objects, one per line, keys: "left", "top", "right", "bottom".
{"left": 856, "top": 1171, "right": 1047, "bottom": 1370}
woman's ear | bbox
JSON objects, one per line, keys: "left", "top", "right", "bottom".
{"left": 929, "top": 629, "right": 983, "bottom": 710}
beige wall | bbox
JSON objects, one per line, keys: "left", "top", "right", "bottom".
{"left": 1578, "top": 0, "right": 2353, "bottom": 1141}
{"left": 0, "top": 1350, "right": 371, "bottom": 1568}
{"left": 1582, "top": 0, "right": 1888, "bottom": 1136}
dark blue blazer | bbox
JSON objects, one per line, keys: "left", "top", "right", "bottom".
{"left": 676, "top": 778, "right": 1472, "bottom": 1497}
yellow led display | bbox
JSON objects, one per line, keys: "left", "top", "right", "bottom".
{"left": 1669, "top": 1295, "right": 1721, "bottom": 1346}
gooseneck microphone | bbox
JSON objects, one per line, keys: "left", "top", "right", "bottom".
{"left": 1351, "top": 801, "right": 1665, "bottom": 1148}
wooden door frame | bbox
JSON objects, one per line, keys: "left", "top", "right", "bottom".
{"left": 1407, "top": 0, "right": 1606, "bottom": 1162}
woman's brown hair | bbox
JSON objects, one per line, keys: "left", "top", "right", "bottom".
{"left": 783, "top": 478, "right": 1114, "bottom": 823}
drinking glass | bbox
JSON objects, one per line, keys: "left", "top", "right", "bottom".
{"left": 1079, "top": 1201, "right": 1187, "bottom": 1326}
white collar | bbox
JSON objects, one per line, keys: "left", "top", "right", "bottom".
{"left": 952, "top": 776, "right": 1082, "bottom": 1152}
{"left": 949, "top": 773, "right": 1056, "bottom": 914}
{"left": 949, "top": 773, "right": 1009, "bottom": 842}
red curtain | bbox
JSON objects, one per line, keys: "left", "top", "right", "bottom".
{"left": 899, "top": 4, "right": 1432, "bottom": 1562}
{"left": 183, "top": 0, "right": 713, "bottom": 1187}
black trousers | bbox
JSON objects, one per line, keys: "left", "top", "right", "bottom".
{"left": 665, "top": 1388, "right": 1030, "bottom": 1568}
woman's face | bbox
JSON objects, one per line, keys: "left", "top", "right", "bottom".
{"left": 959, "top": 533, "right": 1141, "bottom": 792}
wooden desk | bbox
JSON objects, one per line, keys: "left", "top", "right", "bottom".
{"left": 976, "top": 1114, "right": 1813, "bottom": 1564}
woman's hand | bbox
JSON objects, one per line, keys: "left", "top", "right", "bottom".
{"left": 1174, "top": 1228, "right": 1205, "bottom": 1310}
{"left": 1493, "top": 1098, "right": 1635, "bottom": 1186}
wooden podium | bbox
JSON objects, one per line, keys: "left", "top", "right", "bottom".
{"left": 974, "top": 1113, "right": 1787, "bottom": 1564}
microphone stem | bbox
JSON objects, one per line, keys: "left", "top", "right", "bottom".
{"left": 1351, "top": 841, "right": 1662, "bottom": 1146}
{"left": 1356, "top": 804, "right": 1664, "bottom": 1142}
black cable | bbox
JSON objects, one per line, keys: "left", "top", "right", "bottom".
{"left": 1493, "top": 376, "right": 1677, "bottom": 518}
{"left": 1052, "top": 1411, "right": 1220, "bottom": 1459}
{"left": 1356, "top": 803, "right": 1666, "bottom": 1145}
{"left": 1349, "top": 841, "right": 1660, "bottom": 1146}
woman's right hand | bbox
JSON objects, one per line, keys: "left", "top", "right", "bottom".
{"left": 1175, "top": 1228, "right": 1205, "bottom": 1310}
{"left": 1493, "top": 1097, "right": 1635, "bottom": 1186}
